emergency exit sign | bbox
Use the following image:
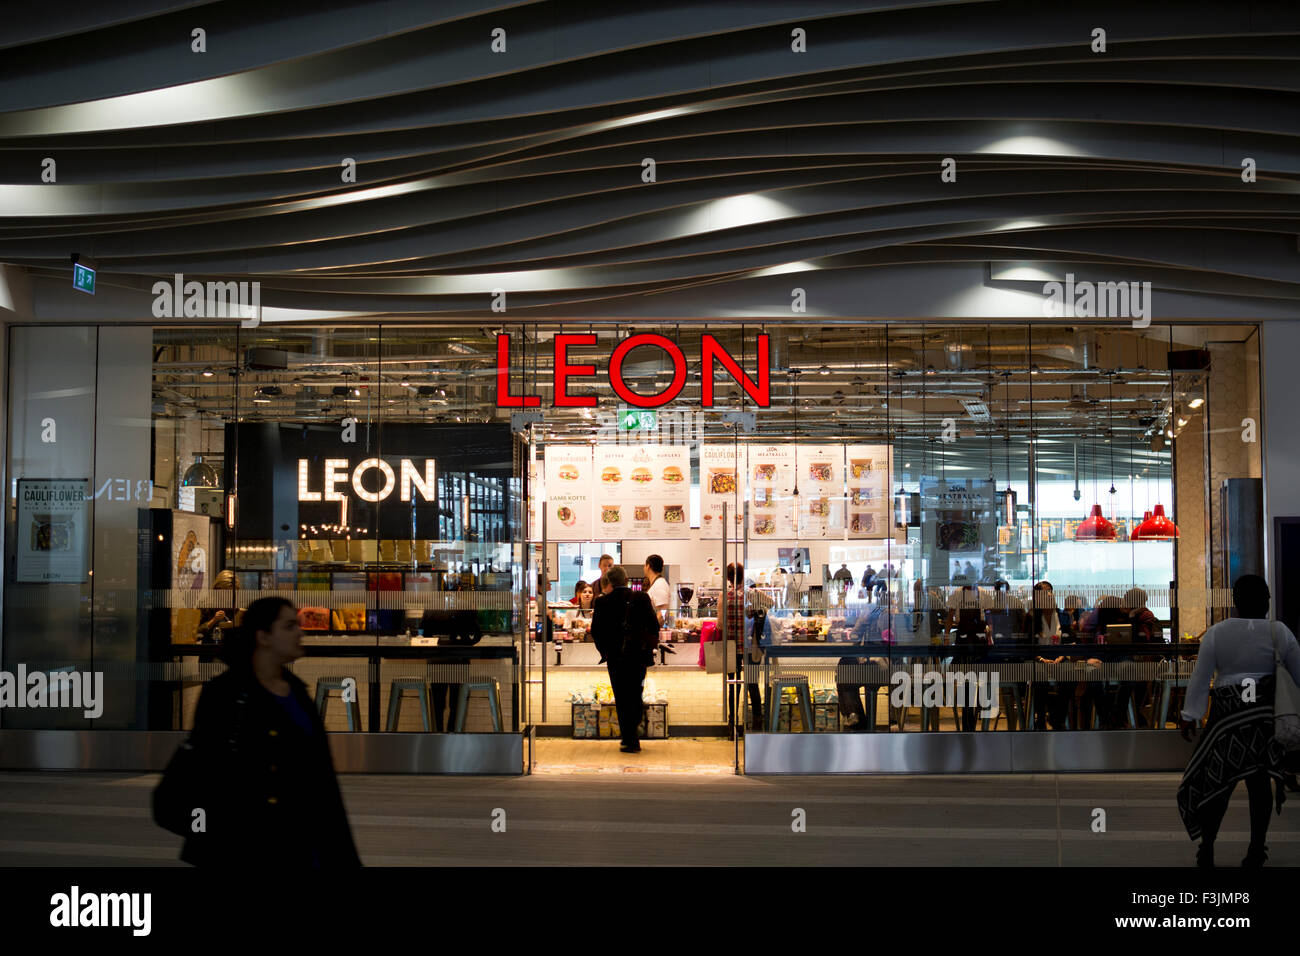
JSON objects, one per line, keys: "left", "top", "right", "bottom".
{"left": 619, "top": 408, "right": 657, "bottom": 430}
{"left": 72, "top": 263, "right": 95, "bottom": 294}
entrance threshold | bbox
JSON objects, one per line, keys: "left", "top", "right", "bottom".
{"left": 530, "top": 737, "right": 740, "bottom": 774}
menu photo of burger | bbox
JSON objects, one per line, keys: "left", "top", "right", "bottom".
{"left": 662, "top": 465, "right": 684, "bottom": 484}
{"left": 601, "top": 466, "right": 622, "bottom": 484}
{"left": 631, "top": 467, "right": 653, "bottom": 484}
{"left": 557, "top": 464, "right": 581, "bottom": 481}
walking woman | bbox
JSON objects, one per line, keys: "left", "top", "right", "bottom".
{"left": 181, "top": 597, "right": 361, "bottom": 867}
{"left": 1177, "top": 575, "right": 1300, "bottom": 867}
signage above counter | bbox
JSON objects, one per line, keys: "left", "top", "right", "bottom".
{"left": 496, "top": 333, "right": 771, "bottom": 409}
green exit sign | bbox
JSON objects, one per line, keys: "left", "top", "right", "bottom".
{"left": 618, "top": 408, "right": 657, "bottom": 431}
{"left": 72, "top": 262, "right": 96, "bottom": 294}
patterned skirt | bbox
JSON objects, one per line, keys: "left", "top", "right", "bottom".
{"left": 1177, "top": 677, "right": 1285, "bottom": 841}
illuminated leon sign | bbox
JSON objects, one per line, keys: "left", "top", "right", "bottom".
{"left": 496, "top": 333, "right": 770, "bottom": 409}
{"left": 298, "top": 458, "right": 436, "bottom": 503}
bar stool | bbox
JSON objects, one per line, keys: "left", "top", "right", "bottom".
{"left": 769, "top": 676, "right": 814, "bottom": 733}
{"left": 385, "top": 677, "right": 432, "bottom": 732}
{"left": 454, "top": 680, "right": 503, "bottom": 732}
{"left": 314, "top": 676, "right": 362, "bottom": 731}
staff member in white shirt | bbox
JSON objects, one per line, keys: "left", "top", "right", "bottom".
{"left": 1177, "top": 574, "right": 1300, "bottom": 868}
{"left": 644, "top": 554, "right": 670, "bottom": 621}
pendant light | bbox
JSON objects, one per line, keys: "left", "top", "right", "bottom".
{"left": 1133, "top": 361, "right": 1180, "bottom": 540}
{"left": 182, "top": 418, "right": 222, "bottom": 488}
{"left": 1075, "top": 384, "right": 1116, "bottom": 541}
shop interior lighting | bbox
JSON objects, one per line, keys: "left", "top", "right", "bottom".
{"left": 1188, "top": 397, "right": 1204, "bottom": 409}
{"left": 202, "top": 367, "right": 214, "bottom": 377}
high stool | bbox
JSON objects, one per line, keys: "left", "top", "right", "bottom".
{"left": 769, "top": 676, "right": 814, "bottom": 733}
{"left": 454, "top": 680, "right": 503, "bottom": 732}
{"left": 315, "top": 676, "right": 362, "bottom": 731}
{"left": 385, "top": 677, "right": 432, "bottom": 732}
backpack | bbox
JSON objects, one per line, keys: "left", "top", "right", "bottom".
{"left": 622, "top": 590, "right": 661, "bottom": 659}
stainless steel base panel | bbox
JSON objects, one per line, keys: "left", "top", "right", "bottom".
{"left": 744, "top": 731, "right": 1196, "bottom": 774}
{"left": 0, "top": 731, "right": 525, "bottom": 775}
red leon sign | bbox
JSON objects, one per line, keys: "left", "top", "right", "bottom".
{"left": 496, "top": 333, "right": 770, "bottom": 409}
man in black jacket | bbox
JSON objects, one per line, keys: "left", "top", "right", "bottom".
{"left": 590, "top": 566, "right": 658, "bottom": 753}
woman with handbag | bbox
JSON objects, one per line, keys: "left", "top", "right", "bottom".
{"left": 1177, "top": 575, "right": 1300, "bottom": 867}
{"left": 155, "top": 597, "right": 361, "bottom": 868}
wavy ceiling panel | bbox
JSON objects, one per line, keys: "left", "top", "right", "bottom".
{"left": 1, "top": 0, "right": 1296, "bottom": 318}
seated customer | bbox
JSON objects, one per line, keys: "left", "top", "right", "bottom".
{"left": 197, "top": 570, "right": 241, "bottom": 643}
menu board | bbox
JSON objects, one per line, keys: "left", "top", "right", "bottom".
{"left": 700, "top": 444, "right": 743, "bottom": 540}
{"left": 593, "top": 445, "right": 690, "bottom": 539}
{"left": 543, "top": 446, "right": 594, "bottom": 540}
{"left": 747, "top": 444, "right": 796, "bottom": 539}
{"left": 922, "top": 477, "right": 997, "bottom": 585}
{"left": 795, "top": 444, "right": 845, "bottom": 538}
{"left": 844, "top": 444, "right": 892, "bottom": 538}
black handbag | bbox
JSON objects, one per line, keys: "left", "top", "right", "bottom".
{"left": 153, "top": 691, "right": 248, "bottom": 837}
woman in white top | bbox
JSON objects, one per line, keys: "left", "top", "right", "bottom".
{"left": 644, "top": 554, "right": 670, "bottom": 622}
{"left": 1176, "top": 574, "right": 1300, "bottom": 868}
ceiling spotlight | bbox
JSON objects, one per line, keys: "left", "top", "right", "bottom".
{"left": 400, "top": 381, "right": 410, "bottom": 387}
{"left": 202, "top": 367, "right": 214, "bottom": 377}
{"left": 1188, "top": 397, "right": 1204, "bottom": 409}
{"left": 352, "top": 388, "right": 360, "bottom": 397}
{"left": 819, "top": 365, "right": 830, "bottom": 376}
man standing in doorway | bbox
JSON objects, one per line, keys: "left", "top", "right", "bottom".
{"left": 592, "top": 566, "right": 658, "bottom": 753}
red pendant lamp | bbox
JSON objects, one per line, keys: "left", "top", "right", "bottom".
{"left": 1076, "top": 503, "right": 1118, "bottom": 540}
{"left": 1130, "top": 510, "right": 1153, "bottom": 541}
{"left": 1134, "top": 503, "right": 1179, "bottom": 539}
{"left": 1074, "top": 377, "right": 1118, "bottom": 541}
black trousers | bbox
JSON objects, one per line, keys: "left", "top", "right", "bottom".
{"left": 607, "top": 660, "right": 646, "bottom": 745}
{"left": 1197, "top": 771, "right": 1274, "bottom": 847}
{"left": 430, "top": 683, "right": 463, "bottom": 733}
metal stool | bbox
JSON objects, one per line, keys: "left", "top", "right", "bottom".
{"left": 385, "top": 677, "right": 432, "bottom": 732}
{"left": 454, "top": 680, "right": 503, "bottom": 732}
{"left": 314, "top": 676, "right": 362, "bottom": 731}
{"left": 769, "top": 676, "right": 814, "bottom": 733}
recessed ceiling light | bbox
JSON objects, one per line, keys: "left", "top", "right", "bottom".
{"left": 202, "top": 367, "right": 214, "bottom": 377}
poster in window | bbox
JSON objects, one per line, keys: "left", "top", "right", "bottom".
{"left": 795, "top": 444, "right": 845, "bottom": 537}
{"left": 844, "top": 445, "right": 892, "bottom": 538}
{"left": 16, "top": 479, "right": 91, "bottom": 583}
{"left": 543, "top": 446, "right": 594, "bottom": 540}
{"left": 700, "top": 444, "right": 743, "bottom": 540}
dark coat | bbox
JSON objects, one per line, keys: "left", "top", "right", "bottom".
{"left": 180, "top": 667, "right": 361, "bottom": 868}
{"left": 591, "top": 587, "right": 659, "bottom": 666}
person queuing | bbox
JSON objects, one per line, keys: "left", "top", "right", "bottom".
{"left": 176, "top": 597, "right": 360, "bottom": 868}
{"left": 1177, "top": 574, "right": 1300, "bottom": 867}
{"left": 744, "top": 576, "right": 774, "bottom": 730}
{"left": 597, "top": 553, "right": 615, "bottom": 583}
{"left": 591, "top": 566, "right": 660, "bottom": 754}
